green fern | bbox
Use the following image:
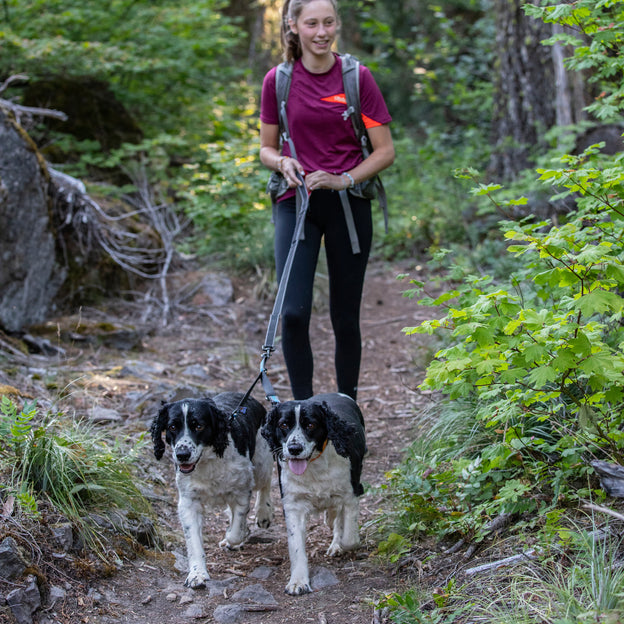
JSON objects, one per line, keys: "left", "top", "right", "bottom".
{"left": 0, "top": 396, "right": 37, "bottom": 455}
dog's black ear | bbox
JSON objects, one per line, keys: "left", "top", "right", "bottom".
{"left": 322, "top": 400, "right": 365, "bottom": 497}
{"left": 200, "top": 398, "right": 230, "bottom": 458}
{"left": 150, "top": 403, "right": 169, "bottom": 460}
{"left": 322, "top": 401, "right": 357, "bottom": 459}
{"left": 261, "top": 406, "right": 281, "bottom": 452}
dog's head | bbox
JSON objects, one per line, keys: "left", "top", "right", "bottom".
{"left": 262, "top": 398, "right": 357, "bottom": 476}
{"left": 150, "top": 398, "right": 229, "bottom": 473}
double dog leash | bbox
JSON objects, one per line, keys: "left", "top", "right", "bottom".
{"left": 231, "top": 172, "right": 310, "bottom": 418}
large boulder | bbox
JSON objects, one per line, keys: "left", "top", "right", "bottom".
{"left": 0, "top": 108, "right": 66, "bottom": 332}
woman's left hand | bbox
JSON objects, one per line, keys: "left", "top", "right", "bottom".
{"left": 305, "top": 170, "right": 347, "bottom": 191}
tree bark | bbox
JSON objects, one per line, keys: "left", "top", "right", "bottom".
{"left": 488, "top": 0, "right": 558, "bottom": 181}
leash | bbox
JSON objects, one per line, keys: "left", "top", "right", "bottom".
{"left": 231, "top": 172, "right": 310, "bottom": 418}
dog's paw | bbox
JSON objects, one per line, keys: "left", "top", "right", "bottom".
{"left": 184, "top": 570, "right": 210, "bottom": 589}
{"left": 326, "top": 542, "right": 343, "bottom": 557}
{"left": 219, "top": 537, "right": 243, "bottom": 550}
{"left": 256, "top": 507, "right": 273, "bottom": 529}
{"left": 285, "top": 579, "right": 312, "bottom": 596}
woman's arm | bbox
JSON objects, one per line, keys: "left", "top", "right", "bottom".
{"left": 305, "top": 123, "right": 395, "bottom": 192}
{"left": 347, "top": 124, "right": 395, "bottom": 183}
{"left": 259, "top": 122, "right": 304, "bottom": 188}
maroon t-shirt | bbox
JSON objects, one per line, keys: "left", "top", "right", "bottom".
{"left": 260, "top": 53, "right": 392, "bottom": 200}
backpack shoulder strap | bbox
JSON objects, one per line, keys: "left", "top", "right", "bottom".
{"left": 274, "top": 61, "right": 298, "bottom": 160}
{"left": 340, "top": 53, "right": 371, "bottom": 157}
{"left": 275, "top": 61, "right": 293, "bottom": 114}
{"left": 340, "top": 53, "right": 389, "bottom": 232}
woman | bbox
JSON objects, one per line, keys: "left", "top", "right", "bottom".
{"left": 259, "top": 0, "right": 395, "bottom": 401}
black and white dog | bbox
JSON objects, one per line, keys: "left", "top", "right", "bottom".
{"left": 262, "top": 393, "right": 366, "bottom": 596}
{"left": 151, "top": 393, "right": 273, "bottom": 589}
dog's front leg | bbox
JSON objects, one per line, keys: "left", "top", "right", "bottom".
{"left": 284, "top": 504, "right": 312, "bottom": 595}
{"left": 341, "top": 497, "right": 361, "bottom": 551}
{"left": 178, "top": 496, "right": 210, "bottom": 588}
{"left": 220, "top": 493, "right": 251, "bottom": 549}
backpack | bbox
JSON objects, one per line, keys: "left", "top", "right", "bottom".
{"left": 273, "top": 53, "right": 388, "bottom": 235}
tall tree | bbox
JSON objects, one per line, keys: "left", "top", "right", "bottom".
{"left": 488, "top": 0, "right": 557, "bottom": 180}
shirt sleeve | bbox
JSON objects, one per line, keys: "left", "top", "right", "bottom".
{"left": 260, "top": 67, "right": 279, "bottom": 126}
{"left": 359, "top": 65, "right": 392, "bottom": 129}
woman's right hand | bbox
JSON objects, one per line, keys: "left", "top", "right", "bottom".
{"left": 279, "top": 156, "right": 305, "bottom": 187}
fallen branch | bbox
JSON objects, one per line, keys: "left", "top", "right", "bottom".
{"left": 464, "top": 549, "right": 539, "bottom": 576}
{"left": 0, "top": 74, "right": 29, "bottom": 96}
{"left": 241, "top": 604, "right": 279, "bottom": 612}
{"left": 0, "top": 99, "right": 68, "bottom": 122}
{"left": 583, "top": 502, "right": 624, "bottom": 523}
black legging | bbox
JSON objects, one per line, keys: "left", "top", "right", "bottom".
{"left": 274, "top": 189, "right": 372, "bottom": 401}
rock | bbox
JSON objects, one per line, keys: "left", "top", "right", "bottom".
{"left": 48, "top": 586, "right": 66, "bottom": 608}
{"left": 6, "top": 575, "right": 41, "bottom": 624}
{"left": 249, "top": 565, "right": 273, "bottom": 580}
{"left": 231, "top": 583, "right": 277, "bottom": 606}
{"left": 190, "top": 273, "right": 233, "bottom": 307}
{"left": 50, "top": 523, "right": 73, "bottom": 552}
{"left": 311, "top": 566, "right": 340, "bottom": 590}
{"left": 183, "top": 603, "right": 206, "bottom": 619}
{"left": 213, "top": 603, "right": 246, "bottom": 624}
{"left": 206, "top": 577, "right": 240, "bottom": 598}
{"left": 0, "top": 109, "right": 65, "bottom": 332}
{"left": 119, "top": 360, "right": 168, "bottom": 378}
{"left": 591, "top": 460, "right": 624, "bottom": 497}
{"left": 0, "top": 536, "right": 27, "bottom": 580}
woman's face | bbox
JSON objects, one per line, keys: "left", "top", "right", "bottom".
{"left": 290, "top": 0, "right": 338, "bottom": 61}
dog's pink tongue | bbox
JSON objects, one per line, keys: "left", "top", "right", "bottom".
{"left": 288, "top": 458, "right": 309, "bottom": 475}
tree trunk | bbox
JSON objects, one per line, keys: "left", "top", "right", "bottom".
{"left": 488, "top": 0, "right": 558, "bottom": 181}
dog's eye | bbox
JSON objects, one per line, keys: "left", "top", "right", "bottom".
{"left": 278, "top": 422, "right": 289, "bottom": 431}
{"left": 168, "top": 424, "right": 177, "bottom": 432}
{"left": 194, "top": 424, "right": 204, "bottom": 432}
{"left": 305, "top": 422, "right": 316, "bottom": 431}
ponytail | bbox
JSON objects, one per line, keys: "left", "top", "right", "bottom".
{"left": 281, "top": 0, "right": 300, "bottom": 63}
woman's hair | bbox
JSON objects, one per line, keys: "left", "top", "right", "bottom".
{"left": 281, "top": 0, "right": 339, "bottom": 63}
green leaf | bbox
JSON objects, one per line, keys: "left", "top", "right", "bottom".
{"left": 575, "top": 289, "right": 624, "bottom": 316}
{"left": 528, "top": 365, "right": 557, "bottom": 387}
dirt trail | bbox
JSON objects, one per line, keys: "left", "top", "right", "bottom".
{"left": 10, "top": 258, "right": 436, "bottom": 624}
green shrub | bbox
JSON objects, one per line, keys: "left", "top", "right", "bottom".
{"left": 0, "top": 395, "right": 152, "bottom": 556}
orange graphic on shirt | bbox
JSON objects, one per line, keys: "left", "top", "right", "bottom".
{"left": 321, "top": 93, "right": 381, "bottom": 129}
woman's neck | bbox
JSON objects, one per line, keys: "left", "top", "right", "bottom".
{"left": 300, "top": 52, "right": 335, "bottom": 74}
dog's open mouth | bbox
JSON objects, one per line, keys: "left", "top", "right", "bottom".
{"left": 288, "top": 458, "right": 309, "bottom": 475}
{"left": 178, "top": 463, "right": 196, "bottom": 474}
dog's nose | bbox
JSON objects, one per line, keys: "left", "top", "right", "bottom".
{"left": 176, "top": 447, "right": 192, "bottom": 462}
{"left": 287, "top": 441, "right": 304, "bottom": 456}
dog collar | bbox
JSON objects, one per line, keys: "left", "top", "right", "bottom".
{"left": 308, "top": 439, "right": 328, "bottom": 463}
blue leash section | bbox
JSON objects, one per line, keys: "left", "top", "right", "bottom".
{"left": 232, "top": 173, "right": 309, "bottom": 417}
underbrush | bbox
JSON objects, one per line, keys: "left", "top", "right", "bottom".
{"left": 376, "top": 2, "right": 624, "bottom": 618}
{"left": 376, "top": 140, "right": 624, "bottom": 620}
{"left": 0, "top": 395, "right": 153, "bottom": 562}
{"left": 376, "top": 521, "right": 624, "bottom": 623}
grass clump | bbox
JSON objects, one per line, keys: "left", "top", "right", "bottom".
{"left": 0, "top": 395, "right": 152, "bottom": 559}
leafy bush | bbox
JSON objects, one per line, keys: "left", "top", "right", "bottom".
{"left": 381, "top": 0, "right": 624, "bottom": 548}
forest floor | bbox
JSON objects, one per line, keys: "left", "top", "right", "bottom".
{"left": 1, "top": 256, "right": 459, "bottom": 624}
